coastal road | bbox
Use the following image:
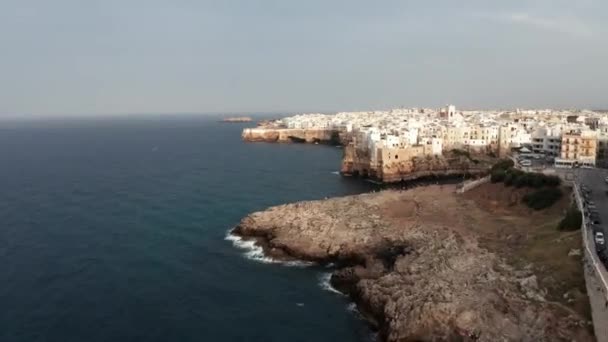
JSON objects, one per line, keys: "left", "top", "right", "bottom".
{"left": 575, "top": 168, "right": 608, "bottom": 342}
{"left": 577, "top": 168, "right": 608, "bottom": 238}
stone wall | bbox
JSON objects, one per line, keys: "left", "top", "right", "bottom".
{"left": 456, "top": 176, "right": 491, "bottom": 194}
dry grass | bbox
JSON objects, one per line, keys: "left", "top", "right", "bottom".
{"left": 462, "top": 182, "right": 590, "bottom": 319}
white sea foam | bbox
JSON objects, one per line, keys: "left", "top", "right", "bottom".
{"left": 318, "top": 272, "right": 346, "bottom": 296}
{"left": 225, "top": 230, "right": 313, "bottom": 267}
{"left": 331, "top": 171, "right": 340, "bottom": 175}
{"left": 346, "top": 302, "right": 360, "bottom": 314}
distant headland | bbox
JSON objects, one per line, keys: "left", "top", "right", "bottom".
{"left": 220, "top": 116, "right": 253, "bottom": 123}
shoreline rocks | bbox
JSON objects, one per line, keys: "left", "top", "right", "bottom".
{"left": 232, "top": 184, "right": 592, "bottom": 342}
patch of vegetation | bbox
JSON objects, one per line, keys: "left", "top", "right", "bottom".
{"left": 558, "top": 205, "right": 582, "bottom": 231}
{"left": 451, "top": 148, "right": 479, "bottom": 164}
{"left": 452, "top": 148, "right": 471, "bottom": 158}
{"left": 491, "top": 159, "right": 514, "bottom": 172}
{"left": 490, "top": 160, "right": 560, "bottom": 188}
{"left": 522, "top": 188, "right": 563, "bottom": 210}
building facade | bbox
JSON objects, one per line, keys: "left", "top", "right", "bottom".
{"left": 556, "top": 130, "right": 597, "bottom": 167}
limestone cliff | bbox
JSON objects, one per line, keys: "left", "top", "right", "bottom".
{"left": 341, "top": 146, "right": 493, "bottom": 183}
{"left": 241, "top": 125, "right": 494, "bottom": 183}
{"left": 242, "top": 127, "right": 343, "bottom": 144}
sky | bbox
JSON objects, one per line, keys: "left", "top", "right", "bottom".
{"left": 1, "top": 0, "right": 607, "bottom": 117}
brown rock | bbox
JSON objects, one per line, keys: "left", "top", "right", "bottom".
{"left": 233, "top": 185, "right": 592, "bottom": 342}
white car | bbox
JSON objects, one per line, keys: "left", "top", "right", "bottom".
{"left": 519, "top": 160, "right": 532, "bottom": 167}
{"left": 595, "top": 232, "right": 605, "bottom": 245}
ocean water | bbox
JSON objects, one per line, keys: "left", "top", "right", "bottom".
{"left": 0, "top": 115, "right": 376, "bottom": 342}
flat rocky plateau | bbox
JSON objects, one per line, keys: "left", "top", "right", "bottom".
{"left": 233, "top": 183, "right": 593, "bottom": 342}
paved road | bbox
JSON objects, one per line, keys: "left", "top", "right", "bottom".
{"left": 577, "top": 169, "right": 608, "bottom": 235}
{"left": 575, "top": 168, "right": 608, "bottom": 342}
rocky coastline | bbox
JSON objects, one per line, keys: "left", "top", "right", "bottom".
{"left": 232, "top": 183, "right": 592, "bottom": 341}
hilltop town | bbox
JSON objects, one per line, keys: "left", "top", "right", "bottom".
{"left": 242, "top": 106, "right": 608, "bottom": 182}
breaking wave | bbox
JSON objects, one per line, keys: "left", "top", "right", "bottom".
{"left": 225, "top": 230, "right": 313, "bottom": 267}
{"left": 318, "top": 272, "right": 346, "bottom": 296}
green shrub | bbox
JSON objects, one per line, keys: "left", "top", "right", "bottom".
{"left": 514, "top": 173, "right": 531, "bottom": 188}
{"left": 544, "top": 175, "right": 561, "bottom": 187}
{"left": 522, "top": 188, "right": 563, "bottom": 210}
{"left": 491, "top": 169, "right": 506, "bottom": 183}
{"left": 452, "top": 149, "right": 471, "bottom": 159}
{"left": 492, "top": 166, "right": 561, "bottom": 189}
{"left": 558, "top": 205, "right": 582, "bottom": 231}
{"left": 530, "top": 174, "right": 545, "bottom": 188}
{"left": 489, "top": 160, "right": 562, "bottom": 198}
{"left": 504, "top": 173, "right": 515, "bottom": 186}
{"left": 491, "top": 159, "right": 515, "bottom": 172}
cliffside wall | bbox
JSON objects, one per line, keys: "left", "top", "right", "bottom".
{"left": 341, "top": 144, "right": 491, "bottom": 183}
{"left": 242, "top": 128, "right": 344, "bottom": 145}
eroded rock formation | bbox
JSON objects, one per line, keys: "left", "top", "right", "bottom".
{"left": 341, "top": 147, "right": 492, "bottom": 183}
{"left": 233, "top": 184, "right": 591, "bottom": 342}
{"left": 241, "top": 128, "right": 343, "bottom": 144}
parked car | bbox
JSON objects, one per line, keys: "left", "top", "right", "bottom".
{"left": 520, "top": 160, "right": 532, "bottom": 167}
{"left": 595, "top": 232, "right": 605, "bottom": 246}
{"left": 599, "top": 249, "right": 608, "bottom": 264}
{"left": 584, "top": 200, "right": 596, "bottom": 206}
{"left": 590, "top": 216, "right": 602, "bottom": 225}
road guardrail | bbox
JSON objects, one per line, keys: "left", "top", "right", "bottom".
{"left": 573, "top": 183, "right": 608, "bottom": 295}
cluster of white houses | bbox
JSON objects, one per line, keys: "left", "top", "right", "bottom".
{"left": 276, "top": 106, "right": 608, "bottom": 168}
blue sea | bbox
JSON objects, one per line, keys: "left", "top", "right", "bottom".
{"left": 0, "top": 115, "right": 377, "bottom": 342}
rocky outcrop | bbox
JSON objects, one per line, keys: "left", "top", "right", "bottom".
{"left": 241, "top": 128, "right": 343, "bottom": 144}
{"left": 233, "top": 185, "right": 592, "bottom": 342}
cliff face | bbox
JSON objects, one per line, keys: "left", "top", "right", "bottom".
{"left": 233, "top": 185, "right": 591, "bottom": 342}
{"left": 242, "top": 126, "right": 493, "bottom": 183}
{"left": 242, "top": 128, "right": 343, "bottom": 144}
{"left": 341, "top": 146, "right": 492, "bottom": 183}
{"left": 340, "top": 145, "right": 376, "bottom": 178}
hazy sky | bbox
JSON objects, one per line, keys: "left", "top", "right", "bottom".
{"left": 1, "top": 0, "right": 607, "bottom": 116}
